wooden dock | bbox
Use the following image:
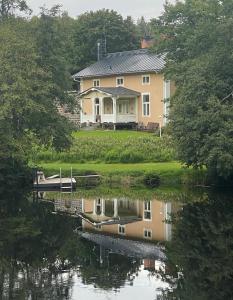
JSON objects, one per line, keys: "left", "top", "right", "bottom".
{"left": 33, "top": 168, "right": 101, "bottom": 190}
{"left": 33, "top": 170, "right": 76, "bottom": 190}
{"left": 34, "top": 178, "right": 76, "bottom": 190}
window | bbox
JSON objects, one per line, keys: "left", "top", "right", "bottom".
{"left": 117, "top": 100, "right": 129, "bottom": 114}
{"left": 93, "top": 79, "right": 100, "bottom": 87}
{"left": 95, "top": 224, "right": 102, "bottom": 230}
{"left": 116, "top": 77, "right": 124, "bottom": 87}
{"left": 118, "top": 225, "right": 125, "bottom": 235}
{"left": 142, "top": 75, "right": 150, "bottom": 85}
{"left": 144, "top": 229, "right": 152, "bottom": 239}
{"left": 142, "top": 94, "right": 150, "bottom": 116}
{"left": 144, "top": 201, "right": 151, "bottom": 220}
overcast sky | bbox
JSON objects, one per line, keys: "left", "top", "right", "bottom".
{"left": 27, "top": 0, "right": 176, "bottom": 20}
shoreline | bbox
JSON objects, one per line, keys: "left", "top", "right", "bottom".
{"left": 38, "top": 161, "right": 207, "bottom": 186}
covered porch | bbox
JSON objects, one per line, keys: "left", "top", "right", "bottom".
{"left": 79, "top": 87, "right": 140, "bottom": 127}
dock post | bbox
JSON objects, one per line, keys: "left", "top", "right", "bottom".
{"left": 60, "top": 168, "right": 62, "bottom": 190}
{"left": 71, "top": 167, "right": 73, "bottom": 192}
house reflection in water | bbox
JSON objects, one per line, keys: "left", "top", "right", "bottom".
{"left": 52, "top": 196, "right": 175, "bottom": 271}
{"left": 80, "top": 198, "right": 173, "bottom": 242}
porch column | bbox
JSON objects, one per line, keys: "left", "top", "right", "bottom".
{"left": 93, "top": 199, "right": 97, "bottom": 215}
{"left": 81, "top": 198, "right": 85, "bottom": 213}
{"left": 80, "top": 98, "right": 83, "bottom": 124}
{"left": 101, "top": 199, "right": 105, "bottom": 216}
{"left": 100, "top": 97, "right": 103, "bottom": 123}
{"left": 113, "top": 198, "right": 118, "bottom": 218}
{"left": 112, "top": 97, "right": 117, "bottom": 130}
{"left": 135, "top": 97, "right": 139, "bottom": 123}
{"left": 136, "top": 200, "right": 140, "bottom": 216}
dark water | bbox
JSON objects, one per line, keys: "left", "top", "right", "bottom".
{"left": 0, "top": 187, "right": 233, "bottom": 300}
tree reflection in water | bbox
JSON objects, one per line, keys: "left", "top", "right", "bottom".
{"left": 161, "top": 191, "right": 233, "bottom": 300}
{"left": 0, "top": 189, "right": 141, "bottom": 299}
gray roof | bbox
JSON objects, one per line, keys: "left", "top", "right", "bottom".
{"left": 79, "top": 231, "right": 166, "bottom": 260}
{"left": 73, "top": 49, "right": 166, "bottom": 79}
{"left": 79, "top": 86, "right": 140, "bottom": 97}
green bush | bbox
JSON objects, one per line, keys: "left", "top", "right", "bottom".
{"left": 143, "top": 172, "right": 161, "bottom": 188}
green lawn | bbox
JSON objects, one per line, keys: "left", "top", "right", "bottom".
{"left": 40, "top": 161, "right": 181, "bottom": 174}
{"left": 34, "top": 131, "right": 206, "bottom": 186}
{"left": 38, "top": 161, "right": 202, "bottom": 185}
{"left": 34, "top": 129, "right": 175, "bottom": 164}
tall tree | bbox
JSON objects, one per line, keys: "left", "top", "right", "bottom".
{"left": 152, "top": 0, "right": 233, "bottom": 181}
{"left": 0, "top": 18, "right": 74, "bottom": 184}
{"left": 32, "top": 5, "right": 75, "bottom": 106}
{"left": 0, "top": 0, "right": 31, "bottom": 19}
{"left": 72, "top": 9, "right": 139, "bottom": 72}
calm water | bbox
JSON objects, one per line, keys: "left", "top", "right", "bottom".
{"left": 0, "top": 187, "right": 233, "bottom": 299}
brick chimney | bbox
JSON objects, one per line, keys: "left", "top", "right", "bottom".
{"left": 141, "top": 36, "right": 154, "bottom": 49}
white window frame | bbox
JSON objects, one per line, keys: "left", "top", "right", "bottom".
{"left": 118, "top": 224, "right": 126, "bottom": 235}
{"left": 144, "top": 228, "right": 152, "bottom": 239}
{"left": 142, "top": 75, "right": 150, "bottom": 85}
{"left": 93, "top": 79, "right": 100, "bottom": 87}
{"left": 116, "top": 77, "right": 124, "bottom": 87}
{"left": 142, "top": 93, "right": 150, "bottom": 117}
{"left": 143, "top": 201, "right": 152, "bottom": 221}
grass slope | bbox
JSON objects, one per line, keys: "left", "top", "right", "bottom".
{"left": 34, "top": 130, "right": 175, "bottom": 164}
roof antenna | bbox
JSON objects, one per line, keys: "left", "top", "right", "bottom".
{"left": 97, "top": 41, "right": 101, "bottom": 61}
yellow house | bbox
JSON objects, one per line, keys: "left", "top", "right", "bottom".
{"left": 73, "top": 46, "right": 174, "bottom": 128}
{"left": 80, "top": 198, "right": 173, "bottom": 243}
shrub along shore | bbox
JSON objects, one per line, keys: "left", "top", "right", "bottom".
{"left": 33, "top": 130, "right": 207, "bottom": 186}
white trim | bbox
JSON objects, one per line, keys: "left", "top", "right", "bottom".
{"left": 164, "top": 202, "right": 172, "bottom": 241}
{"left": 80, "top": 98, "right": 83, "bottom": 123}
{"left": 79, "top": 87, "right": 112, "bottom": 97}
{"left": 116, "top": 76, "right": 124, "bottom": 87}
{"left": 113, "top": 97, "right": 117, "bottom": 124}
{"left": 118, "top": 224, "right": 126, "bottom": 235}
{"left": 142, "top": 93, "right": 151, "bottom": 117}
{"left": 80, "top": 79, "right": 84, "bottom": 93}
{"left": 163, "top": 79, "right": 171, "bottom": 125}
{"left": 93, "top": 79, "right": 100, "bottom": 87}
{"left": 142, "top": 74, "right": 150, "bottom": 85}
{"left": 135, "top": 97, "right": 139, "bottom": 123}
{"left": 143, "top": 200, "right": 152, "bottom": 221}
{"left": 143, "top": 228, "right": 152, "bottom": 239}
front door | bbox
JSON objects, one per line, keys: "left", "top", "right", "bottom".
{"left": 94, "top": 98, "right": 101, "bottom": 122}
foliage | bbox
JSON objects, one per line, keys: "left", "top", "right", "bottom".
{"left": 143, "top": 172, "right": 160, "bottom": 188}
{"left": 72, "top": 9, "right": 139, "bottom": 72}
{"left": 162, "top": 191, "right": 233, "bottom": 300}
{"left": 0, "top": 0, "right": 31, "bottom": 19}
{"left": 34, "top": 131, "right": 176, "bottom": 163}
{"left": 31, "top": 5, "right": 75, "bottom": 107}
{"left": 0, "top": 187, "right": 142, "bottom": 297}
{"left": 0, "top": 7, "right": 75, "bottom": 177}
{"left": 152, "top": 0, "right": 233, "bottom": 181}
